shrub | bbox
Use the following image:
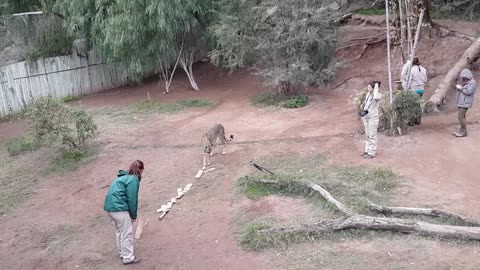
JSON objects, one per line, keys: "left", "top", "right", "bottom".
{"left": 285, "top": 94, "right": 309, "bottom": 108}
{"left": 62, "top": 95, "right": 76, "bottom": 103}
{"left": 25, "top": 97, "right": 98, "bottom": 152}
{"left": 379, "top": 91, "right": 422, "bottom": 136}
{"left": 350, "top": 89, "right": 422, "bottom": 136}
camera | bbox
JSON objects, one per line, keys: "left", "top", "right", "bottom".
{"left": 359, "top": 110, "right": 369, "bottom": 117}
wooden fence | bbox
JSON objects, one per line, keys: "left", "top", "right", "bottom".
{"left": 0, "top": 51, "right": 157, "bottom": 117}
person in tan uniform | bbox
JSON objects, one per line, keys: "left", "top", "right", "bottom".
{"left": 360, "top": 81, "right": 383, "bottom": 159}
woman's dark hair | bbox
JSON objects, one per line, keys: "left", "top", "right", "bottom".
{"left": 128, "top": 160, "right": 144, "bottom": 180}
{"left": 413, "top": 57, "right": 420, "bottom": 66}
{"left": 368, "top": 81, "right": 382, "bottom": 88}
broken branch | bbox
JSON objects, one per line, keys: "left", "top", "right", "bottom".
{"left": 249, "top": 178, "right": 480, "bottom": 241}
{"left": 369, "top": 203, "right": 480, "bottom": 226}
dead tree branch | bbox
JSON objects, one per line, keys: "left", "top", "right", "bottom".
{"left": 369, "top": 203, "right": 480, "bottom": 226}
{"left": 248, "top": 178, "right": 480, "bottom": 241}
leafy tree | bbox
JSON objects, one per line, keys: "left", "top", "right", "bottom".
{"left": 55, "top": 0, "right": 215, "bottom": 90}
{"left": 209, "top": 0, "right": 338, "bottom": 95}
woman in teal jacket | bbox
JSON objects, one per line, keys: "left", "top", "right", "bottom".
{"left": 104, "top": 160, "right": 144, "bottom": 265}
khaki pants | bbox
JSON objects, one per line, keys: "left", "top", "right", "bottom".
{"left": 362, "top": 117, "right": 379, "bottom": 156}
{"left": 458, "top": 107, "right": 468, "bottom": 132}
{"left": 108, "top": 211, "right": 135, "bottom": 263}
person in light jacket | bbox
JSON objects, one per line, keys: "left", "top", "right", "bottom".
{"left": 361, "top": 81, "right": 383, "bottom": 159}
{"left": 454, "top": 69, "right": 477, "bottom": 137}
{"left": 104, "top": 160, "right": 144, "bottom": 265}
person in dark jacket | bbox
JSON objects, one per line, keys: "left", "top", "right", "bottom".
{"left": 104, "top": 160, "right": 144, "bottom": 265}
{"left": 454, "top": 69, "right": 477, "bottom": 137}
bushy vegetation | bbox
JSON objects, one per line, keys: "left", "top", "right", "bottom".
{"left": 210, "top": 0, "right": 338, "bottom": 96}
{"left": 351, "top": 89, "right": 422, "bottom": 136}
{"left": 379, "top": 91, "right": 422, "bottom": 136}
{"left": 25, "top": 97, "right": 98, "bottom": 153}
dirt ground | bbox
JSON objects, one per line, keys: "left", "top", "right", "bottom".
{"left": 1, "top": 21, "right": 480, "bottom": 270}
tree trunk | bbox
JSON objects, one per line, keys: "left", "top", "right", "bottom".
{"left": 426, "top": 37, "right": 480, "bottom": 112}
{"left": 398, "top": 0, "right": 408, "bottom": 63}
{"left": 180, "top": 50, "right": 200, "bottom": 91}
{"left": 404, "top": 8, "right": 425, "bottom": 92}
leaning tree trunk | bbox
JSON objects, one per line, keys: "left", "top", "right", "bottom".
{"left": 426, "top": 37, "right": 480, "bottom": 112}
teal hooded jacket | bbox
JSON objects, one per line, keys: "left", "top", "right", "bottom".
{"left": 104, "top": 170, "right": 140, "bottom": 219}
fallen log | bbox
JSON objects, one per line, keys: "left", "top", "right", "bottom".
{"left": 259, "top": 215, "right": 480, "bottom": 241}
{"left": 369, "top": 203, "right": 480, "bottom": 226}
{"left": 426, "top": 37, "right": 480, "bottom": 112}
{"left": 247, "top": 178, "right": 480, "bottom": 241}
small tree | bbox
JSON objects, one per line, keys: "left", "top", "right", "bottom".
{"left": 210, "top": 0, "right": 338, "bottom": 95}
{"left": 25, "top": 97, "right": 98, "bottom": 152}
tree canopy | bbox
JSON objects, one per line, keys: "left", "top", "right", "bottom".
{"left": 210, "top": 0, "right": 338, "bottom": 94}
{"left": 55, "top": 0, "right": 216, "bottom": 81}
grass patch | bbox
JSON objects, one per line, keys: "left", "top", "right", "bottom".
{"left": 236, "top": 154, "right": 400, "bottom": 250}
{"left": 131, "top": 100, "right": 184, "bottom": 113}
{"left": 252, "top": 92, "right": 309, "bottom": 108}
{"left": 5, "top": 136, "right": 42, "bottom": 156}
{"left": 354, "top": 8, "right": 386, "bottom": 16}
{"left": 43, "top": 149, "right": 96, "bottom": 175}
{"left": 177, "top": 99, "right": 215, "bottom": 108}
{"left": 62, "top": 95, "right": 77, "bottom": 103}
{"left": 239, "top": 221, "right": 314, "bottom": 251}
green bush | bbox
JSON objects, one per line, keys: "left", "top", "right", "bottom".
{"left": 62, "top": 95, "right": 76, "bottom": 103}
{"left": 25, "top": 97, "right": 98, "bottom": 152}
{"left": 5, "top": 136, "right": 41, "bottom": 156}
{"left": 379, "top": 91, "right": 422, "bottom": 136}
{"left": 285, "top": 94, "right": 309, "bottom": 108}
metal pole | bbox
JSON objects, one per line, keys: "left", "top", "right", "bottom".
{"left": 385, "top": 0, "right": 394, "bottom": 104}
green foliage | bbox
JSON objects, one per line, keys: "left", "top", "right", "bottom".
{"left": 0, "top": 0, "right": 42, "bottom": 15}
{"left": 431, "top": 0, "right": 480, "bottom": 20}
{"left": 5, "top": 136, "right": 42, "bottom": 156}
{"left": 286, "top": 94, "right": 309, "bottom": 108}
{"left": 25, "top": 97, "right": 98, "bottom": 152}
{"left": 24, "top": 15, "right": 73, "bottom": 61}
{"left": 55, "top": 0, "right": 216, "bottom": 81}
{"left": 352, "top": 89, "right": 422, "bottom": 136}
{"left": 62, "top": 95, "right": 76, "bottom": 103}
{"left": 210, "top": 0, "right": 338, "bottom": 94}
{"left": 379, "top": 91, "right": 422, "bottom": 136}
